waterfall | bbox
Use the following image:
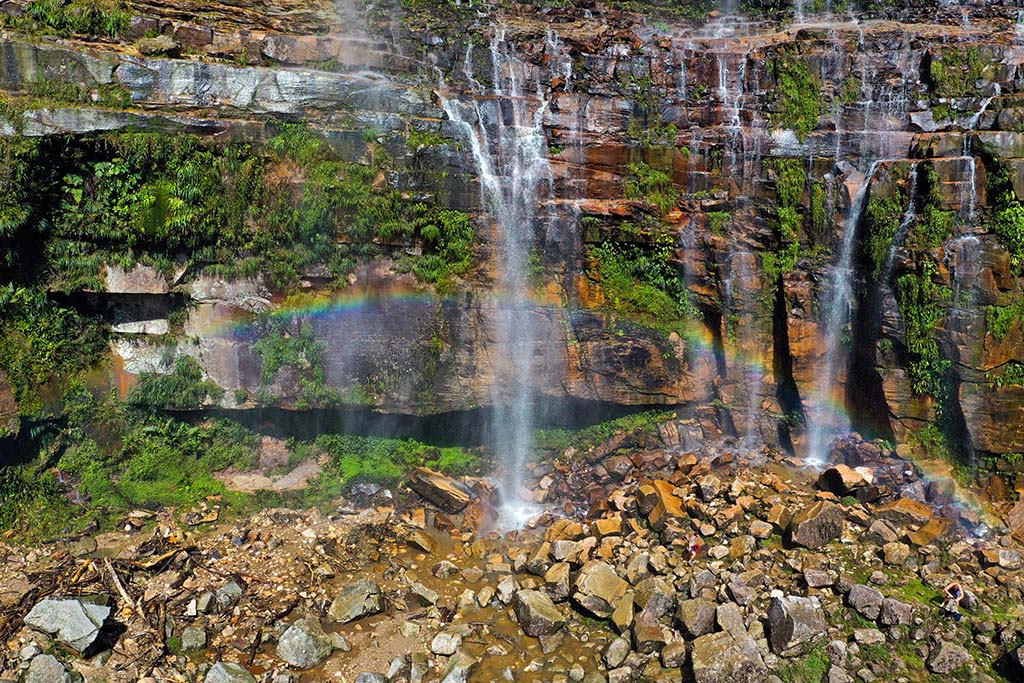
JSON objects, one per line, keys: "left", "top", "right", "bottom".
{"left": 725, "top": 250, "right": 765, "bottom": 447}
{"left": 806, "top": 162, "right": 880, "bottom": 465}
{"left": 949, "top": 235, "right": 982, "bottom": 317}
{"left": 439, "top": 29, "right": 554, "bottom": 525}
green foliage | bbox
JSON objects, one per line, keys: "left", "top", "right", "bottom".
{"left": 315, "top": 434, "right": 480, "bottom": 485}
{"left": 253, "top": 318, "right": 341, "bottom": 409}
{"left": 0, "top": 285, "right": 107, "bottom": 416}
{"left": 992, "top": 200, "right": 1024, "bottom": 275}
{"left": 774, "top": 158, "right": 807, "bottom": 208}
{"left": 128, "top": 356, "right": 224, "bottom": 410}
{"left": 895, "top": 260, "right": 951, "bottom": 398}
{"left": 986, "top": 301, "right": 1024, "bottom": 341}
{"left": 535, "top": 410, "right": 676, "bottom": 459}
{"left": 3, "top": 0, "right": 130, "bottom": 37}
{"left": 589, "top": 235, "right": 696, "bottom": 331}
{"left": 706, "top": 211, "right": 730, "bottom": 236}
{"left": 406, "top": 128, "right": 450, "bottom": 150}
{"left": 6, "top": 126, "right": 474, "bottom": 292}
{"left": 987, "top": 361, "right": 1024, "bottom": 390}
{"left": 771, "top": 57, "right": 822, "bottom": 141}
{"left": 623, "top": 162, "right": 678, "bottom": 216}
{"left": 763, "top": 158, "right": 807, "bottom": 291}
{"left": 865, "top": 196, "right": 901, "bottom": 279}
{"left": 777, "top": 645, "right": 829, "bottom": 683}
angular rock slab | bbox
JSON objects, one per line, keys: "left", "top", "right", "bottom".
{"left": 767, "top": 595, "right": 827, "bottom": 656}
{"left": 573, "top": 560, "right": 629, "bottom": 618}
{"left": 789, "top": 501, "right": 844, "bottom": 549}
{"left": 690, "top": 631, "right": 768, "bottom": 683}
{"left": 329, "top": 580, "right": 384, "bottom": 623}
{"left": 24, "top": 597, "right": 111, "bottom": 652}
{"left": 276, "top": 615, "right": 333, "bottom": 668}
{"left": 407, "top": 467, "right": 471, "bottom": 513}
{"left": 512, "top": 589, "right": 567, "bottom": 637}
{"left": 927, "top": 641, "right": 972, "bottom": 674}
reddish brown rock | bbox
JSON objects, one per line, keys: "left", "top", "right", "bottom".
{"left": 407, "top": 467, "right": 471, "bottom": 513}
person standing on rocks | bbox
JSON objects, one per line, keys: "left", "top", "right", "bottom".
{"left": 688, "top": 534, "right": 703, "bottom": 559}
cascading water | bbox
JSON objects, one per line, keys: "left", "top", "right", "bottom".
{"left": 439, "top": 29, "right": 554, "bottom": 525}
{"left": 805, "top": 162, "right": 880, "bottom": 465}
{"left": 724, "top": 250, "right": 765, "bottom": 447}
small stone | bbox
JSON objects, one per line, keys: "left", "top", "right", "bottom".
{"left": 882, "top": 542, "right": 910, "bottom": 565}
{"left": 749, "top": 520, "right": 774, "bottom": 539}
{"left": 409, "top": 582, "right": 439, "bottom": 606}
{"left": 853, "top": 629, "right": 885, "bottom": 646}
{"left": 604, "top": 636, "right": 631, "bottom": 669}
{"left": 431, "top": 630, "right": 462, "bottom": 655}
{"left": 180, "top": 626, "right": 207, "bottom": 652}
{"left": 440, "top": 651, "right": 477, "bottom": 683}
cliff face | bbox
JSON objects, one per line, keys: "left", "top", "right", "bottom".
{"left": 1, "top": 0, "right": 1023, "bottom": 471}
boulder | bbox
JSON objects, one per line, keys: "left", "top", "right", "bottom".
{"left": 440, "top": 651, "right": 477, "bottom": 683}
{"left": 407, "top": 467, "right": 471, "bottom": 513}
{"left": 632, "top": 609, "right": 671, "bottom": 653}
{"left": 697, "top": 474, "right": 721, "bottom": 501}
{"left": 328, "top": 580, "right": 384, "bottom": 623}
{"left": 980, "top": 547, "right": 1023, "bottom": 570}
{"left": 604, "top": 636, "right": 631, "bottom": 668}
{"left": 847, "top": 584, "right": 883, "bottom": 620}
{"left": 512, "top": 589, "right": 567, "bottom": 637}
{"left": 24, "top": 597, "right": 111, "bottom": 652}
{"left": 879, "top": 598, "right": 913, "bottom": 626}
{"left": 205, "top": 662, "right": 257, "bottom": 683}
{"left": 690, "top": 631, "right": 768, "bottom": 683}
{"left": 276, "top": 616, "right": 333, "bottom": 668}
{"left": 409, "top": 582, "right": 439, "bottom": 606}
{"left": 430, "top": 629, "right": 462, "bottom": 655}
{"left": 817, "top": 465, "right": 868, "bottom": 496}
{"left": 927, "top": 641, "right": 972, "bottom": 674}
{"left": 678, "top": 599, "right": 717, "bottom": 638}
{"left": 573, "top": 560, "right": 629, "bottom": 618}
{"left": 647, "top": 481, "right": 686, "bottom": 530}
{"left": 873, "top": 499, "right": 932, "bottom": 528}
{"left": 767, "top": 595, "right": 827, "bottom": 656}
{"left": 633, "top": 577, "right": 675, "bottom": 619}
{"left": 544, "top": 562, "right": 572, "bottom": 602}
{"left": 25, "top": 654, "right": 73, "bottom": 683}
{"left": 789, "top": 501, "right": 844, "bottom": 549}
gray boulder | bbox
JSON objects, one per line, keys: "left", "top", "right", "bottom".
{"left": 690, "top": 631, "right": 768, "bottom": 683}
{"left": 927, "top": 641, "right": 972, "bottom": 674}
{"left": 329, "top": 580, "right": 384, "bottom": 623}
{"left": 277, "top": 615, "right": 333, "bottom": 668}
{"left": 512, "top": 589, "right": 567, "bottom": 637}
{"left": 847, "top": 584, "right": 884, "bottom": 620}
{"left": 767, "top": 595, "right": 827, "bottom": 656}
{"left": 879, "top": 598, "right": 913, "bottom": 626}
{"left": 24, "top": 597, "right": 111, "bottom": 652}
{"left": 205, "top": 662, "right": 257, "bottom": 683}
{"left": 25, "top": 654, "right": 74, "bottom": 683}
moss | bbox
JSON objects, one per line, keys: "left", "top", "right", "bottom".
{"left": 770, "top": 56, "right": 822, "bottom": 142}
{"left": 535, "top": 410, "right": 676, "bottom": 460}
{"left": 316, "top": 434, "right": 480, "bottom": 485}
{"left": 928, "top": 46, "right": 992, "bottom": 100}
{"left": 128, "top": 356, "right": 225, "bottom": 410}
{"left": 777, "top": 645, "right": 829, "bottom": 683}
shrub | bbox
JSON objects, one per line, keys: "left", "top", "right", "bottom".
{"left": 624, "top": 162, "right": 678, "bottom": 215}
{"left": 770, "top": 57, "right": 822, "bottom": 141}
{"left": 128, "top": 356, "right": 224, "bottom": 410}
